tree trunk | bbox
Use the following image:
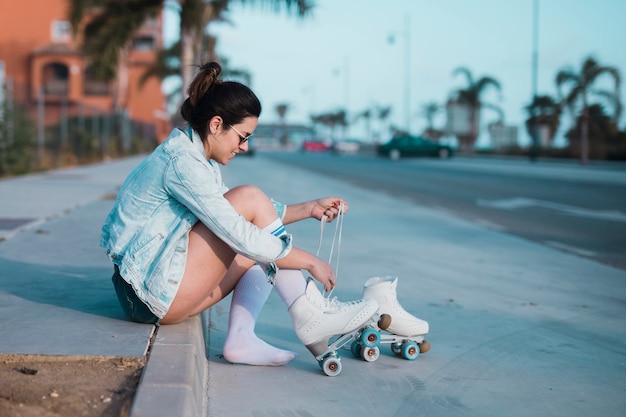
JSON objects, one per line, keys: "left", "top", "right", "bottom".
{"left": 580, "top": 107, "right": 589, "bottom": 165}
{"left": 458, "top": 106, "right": 480, "bottom": 155}
{"left": 179, "top": 2, "right": 220, "bottom": 99}
{"left": 180, "top": 28, "right": 195, "bottom": 100}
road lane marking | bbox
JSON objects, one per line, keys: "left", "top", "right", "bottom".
{"left": 473, "top": 218, "right": 506, "bottom": 231}
{"left": 544, "top": 240, "right": 597, "bottom": 257}
{"left": 476, "top": 197, "right": 626, "bottom": 223}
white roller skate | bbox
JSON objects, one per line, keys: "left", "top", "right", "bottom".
{"left": 289, "top": 279, "right": 383, "bottom": 376}
{"left": 362, "top": 276, "right": 430, "bottom": 360}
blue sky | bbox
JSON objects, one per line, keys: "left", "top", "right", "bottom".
{"left": 165, "top": 0, "right": 626, "bottom": 146}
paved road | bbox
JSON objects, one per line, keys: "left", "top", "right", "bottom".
{"left": 205, "top": 153, "right": 626, "bottom": 417}
{"left": 264, "top": 152, "right": 626, "bottom": 271}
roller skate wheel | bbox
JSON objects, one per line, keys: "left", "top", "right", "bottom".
{"left": 318, "top": 351, "right": 339, "bottom": 369}
{"left": 360, "top": 328, "right": 381, "bottom": 348}
{"left": 378, "top": 313, "right": 392, "bottom": 330}
{"left": 401, "top": 341, "right": 420, "bottom": 361}
{"left": 361, "top": 346, "right": 380, "bottom": 362}
{"left": 322, "top": 356, "right": 342, "bottom": 377}
{"left": 419, "top": 340, "right": 431, "bottom": 353}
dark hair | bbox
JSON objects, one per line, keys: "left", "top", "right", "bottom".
{"left": 180, "top": 62, "right": 261, "bottom": 141}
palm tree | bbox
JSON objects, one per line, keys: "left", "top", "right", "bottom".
{"left": 419, "top": 101, "right": 442, "bottom": 140}
{"left": 420, "top": 102, "right": 441, "bottom": 130}
{"left": 525, "top": 94, "right": 562, "bottom": 158}
{"left": 376, "top": 105, "right": 392, "bottom": 142}
{"left": 565, "top": 103, "right": 621, "bottom": 160}
{"left": 353, "top": 109, "right": 372, "bottom": 142}
{"left": 275, "top": 103, "right": 290, "bottom": 146}
{"left": 310, "top": 110, "right": 347, "bottom": 140}
{"left": 68, "top": 0, "right": 165, "bottom": 113}
{"left": 447, "top": 67, "right": 501, "bottom": 152}
{"left": 555, "top": 56, "right": 622, "bottom": 164}
{"left": 69, "top": 0, "right": 314, "bottom": 110}
{"left": 140, "top": 51, "right": 252, "bottom": 113}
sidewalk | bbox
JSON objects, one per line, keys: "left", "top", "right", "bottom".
{"left": 1, "top": 154, "right": 625, "bottom": 417}
{"left": 0, "top": 157, "right": 207, "bottom": 417}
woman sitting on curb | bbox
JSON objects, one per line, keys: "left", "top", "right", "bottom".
{"left": 101, "top": 62, "right": 378, "bottom": 366}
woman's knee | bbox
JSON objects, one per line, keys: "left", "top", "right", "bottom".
{"left": 226, "top": 185, "right": 267, "bottom": 203}
{"left": 225, "top": 185, "right": 276, "bottom": 223}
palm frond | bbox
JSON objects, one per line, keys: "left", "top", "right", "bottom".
{"left": 139, "top": 41, "right": 181, "bottom": 88}
{"left": 80, "top": 0, "right": 164, "bottom": 81}
{"left": 475, "top": 77, "right": 501, "bottom": 94}
{"left": 451, "top": 67, "right": 474, "bottom": 86}
{"left": 67, "top": 0, "right": 104, "bottom": 34}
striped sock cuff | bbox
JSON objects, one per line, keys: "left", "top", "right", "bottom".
{"left": 264, "top": 218, "right": 287, "bottom": 237}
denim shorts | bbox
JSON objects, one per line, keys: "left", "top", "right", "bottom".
{"left": 112, "top": 266, "right": 159, "bottom": 324}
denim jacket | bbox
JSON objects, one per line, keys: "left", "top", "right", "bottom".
{"left": 100, "top": 127, "right": 292, "bottom": 318}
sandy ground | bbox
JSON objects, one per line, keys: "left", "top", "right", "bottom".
{"left": 0, "top": 354, "right": 144, "bottom": 417}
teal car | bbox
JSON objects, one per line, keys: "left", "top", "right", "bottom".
{"left": 377, "top": 135, "right": 453, "bottom": 160}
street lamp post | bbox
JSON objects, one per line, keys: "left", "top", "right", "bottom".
{"left": 532, "top": 0, "right": 539, "bottom": 100}
{"left": 389, "top": 14, "right": 411, "bottom": 134}
{"left": 530, "top": 0, "right": 540, "bottom": 161}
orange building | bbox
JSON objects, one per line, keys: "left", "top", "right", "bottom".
{"left": 0, "top": 0, "right": 170, "bottom": 143}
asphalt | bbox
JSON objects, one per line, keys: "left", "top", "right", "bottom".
{"left": 1, "top": 153, "right": 625, "bottom": 417}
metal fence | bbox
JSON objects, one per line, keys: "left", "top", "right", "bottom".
{"left": 0, "top": 75, "right": 158, "bottom": 177}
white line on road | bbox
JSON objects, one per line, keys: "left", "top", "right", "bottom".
{"left": 476, "top": 197, "right": 626, "bottom": 222}
{"left": 544, "top": 240, "right": 597, "bottom": 257}
{"left": 473, "top": 218, "right": 507, "bottom": 231}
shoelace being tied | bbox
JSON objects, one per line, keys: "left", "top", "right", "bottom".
{"left": 316, "top": 202, "right": 349, "bottom": 303}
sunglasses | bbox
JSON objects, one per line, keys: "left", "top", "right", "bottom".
{"left": 228, "top": 124, "right": 253, "bottom": 145}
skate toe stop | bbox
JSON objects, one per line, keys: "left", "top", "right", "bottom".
{"left": 378, "top": 313, "right": 392, "bottom": 330}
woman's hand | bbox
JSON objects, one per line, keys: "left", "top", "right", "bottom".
{"left": 309, "top": 258, "right": 337, "bottom": 292}
{"left": 310, "top": 197, "right": 349, "bottom": 223}
{"left": 283, "top": 197, "right": 349, "bottom": 225}
{"left": 275, "top": 247, "right": 336, "bottom": 292}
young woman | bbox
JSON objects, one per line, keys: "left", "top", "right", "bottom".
{"left": 101, "top": 62, "right": 378, "bottom": 366}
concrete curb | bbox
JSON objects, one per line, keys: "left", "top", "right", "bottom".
{"left": 130, "top": 312, "right": 209, "bottom": 417}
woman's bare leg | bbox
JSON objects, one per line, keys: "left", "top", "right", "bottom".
{"left": 160, "top": 223, "right": 247, "bottom": 324}
{"left": 161, "top": 185, "right": 280, "bottom": 324}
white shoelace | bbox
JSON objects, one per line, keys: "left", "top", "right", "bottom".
{"left": 316, "top": 202, "right": 345, "bottom": 300}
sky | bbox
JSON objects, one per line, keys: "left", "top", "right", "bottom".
{"left": 164, "top": 0, "right": 626, "bottom": 147}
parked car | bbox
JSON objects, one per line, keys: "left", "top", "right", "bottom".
{"left": 332, "top": 138, "right": 362, "bottom": 154}
{"left": 377, "top": 135, "right": 453, "bottom": 160}
{"left": 301, "top": 139, "right": 332, "bottom": 152}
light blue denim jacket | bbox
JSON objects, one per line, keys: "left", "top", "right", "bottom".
{"left": 101, "top": 127, "right": 292, "bottom": 318}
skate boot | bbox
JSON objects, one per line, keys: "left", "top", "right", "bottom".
{"left": 363, "top": 276, "right": 430, "bottom": 356}
{"left": 288, "top": 279, "right": 379, "bottom": 358}
{"left": 363, "top": 276, "right": 428, "bottom": 336}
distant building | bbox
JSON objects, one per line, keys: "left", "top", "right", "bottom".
{"left": 253, "top": 123, "right": 315, "bottom": 150}
{"left": 0, "top": 0, "right": 170, "bottom": 143}
{"left": 488, "top": 122, "right": 519, "bottom": 150}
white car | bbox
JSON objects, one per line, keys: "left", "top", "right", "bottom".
{"left": 332, "top": 139, "right": 361, "bottom": 154}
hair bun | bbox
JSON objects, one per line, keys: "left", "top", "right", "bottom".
{"left": 188, "top": 62, "right": 222, "bottom": 106}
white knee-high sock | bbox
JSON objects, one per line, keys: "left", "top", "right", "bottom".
{"left": 223, "top": 265, "right": 298, "bottom": 366}
{"left": 262, "top": 217, "right": 309, "bottom": 307}
{"left": 223, "top": 218, "right": 299, "bottom": 366}
{"left": 273, "top": 268, "right": 308, "bottom": 308}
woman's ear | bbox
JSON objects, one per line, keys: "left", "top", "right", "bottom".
{"left": 208, "top": 116, "right": 223, "bottom": 135}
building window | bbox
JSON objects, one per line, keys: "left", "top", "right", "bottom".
{"left": 51, "top": 20, "right": 72, "bottom": 43}
{"left": 83, "top": 68, "right": 109, "bottom": 96}
{"left": 142, "top": 13, "right": 159, "bottom": 29}
{"left": 133, "top": 35, "right": 155, "bottom": 52}
{"left": 42, "top": 63, "right": 69, "bottom": 95}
